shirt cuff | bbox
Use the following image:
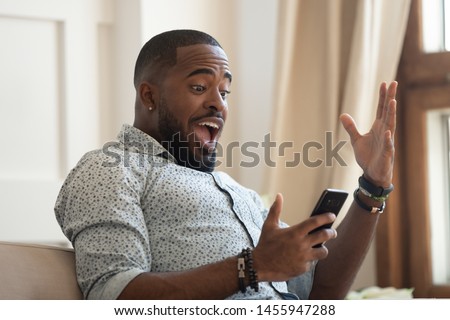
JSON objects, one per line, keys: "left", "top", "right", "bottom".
{"left": 87, "top": 268, "right": 144, "bottom": 300}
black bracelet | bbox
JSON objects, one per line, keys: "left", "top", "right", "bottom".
{"left": 242, "top": 248, "right": 259, "bottom": 292}
{"left": 237, "top": 248, "right": 259, "bottom": 293}
{"left": 353, "top": 188, "right": 385, "bottom": 214}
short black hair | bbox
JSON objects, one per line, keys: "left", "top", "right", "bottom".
{"left": 133, "top": 29, "right": 222, "bottom": 88}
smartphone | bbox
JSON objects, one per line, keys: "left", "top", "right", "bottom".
{"left": 309, "top": 189, "right": 348, "bottom": 247}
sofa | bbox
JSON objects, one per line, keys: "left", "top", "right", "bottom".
{"left": 0, "top": 241, "right": 82, "bottom": 299}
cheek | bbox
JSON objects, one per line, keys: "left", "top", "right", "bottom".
{"left": 167, "top": 89, "right": 198, "bottom": 111}
{"left": 223, "top": 103, "right": 229, "bottom": 117}
{"left": 221, "top": 104, "right": 229, "bottom": 123}
{"left": 161, "top": 96, "right": 193, "bottom": 123}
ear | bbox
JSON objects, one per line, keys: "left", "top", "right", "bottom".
{"left": 139, "top": 82, "right": 159, "bottom": 111}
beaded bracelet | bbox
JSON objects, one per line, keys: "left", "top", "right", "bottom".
{"left": 245, "top": 248, "right": 259, "bottom": 292}
{"left": 237, "top": 247, "right": 259, "bottom": 293}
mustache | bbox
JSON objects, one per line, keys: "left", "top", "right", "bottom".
{"left": 191, "top": 111, "right": 224, "bottom": 122}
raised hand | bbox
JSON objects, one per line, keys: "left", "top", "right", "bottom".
{"left": 339, "top": 81, "right": 398, "bottom": 187}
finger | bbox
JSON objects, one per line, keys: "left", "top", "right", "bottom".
{"left": 386, "top": 81, "right": 398, "bottom": 101}
{"left": 340, "top": 113, "right": 361, "bottom": 145}
{"left": 381, "top": 81, "right": 398, "bottom": 122}
{"left": 384, "top": 130, "right": 394, "bottom": 154}
{"left": 295, "top": 212, "right": 336, "bottom": 235}
{"left": 309, "top": 228, "right": 337, "bottom": 249}
{"left": 386, "top": 99, "right": 397, "bottom": 137}
{"left": 262, "top": 193, "right": 283, "bottom": 231}
{"left": 376, "top": 82, "right": 387, "bottom": 119}
{"left": 312, "top": 245, "right": 329, "bottom": 260}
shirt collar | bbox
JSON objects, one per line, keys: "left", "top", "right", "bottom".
{"left": 117, "top": 124, "right": 176, "bottom": 162}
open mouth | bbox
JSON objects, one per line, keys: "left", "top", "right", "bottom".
{"left": 193, "top": 118, "right": 223, "bottom": 152}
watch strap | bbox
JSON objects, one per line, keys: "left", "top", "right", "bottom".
{"left": 358, "top": 175, "right": 394, "bottom": 198}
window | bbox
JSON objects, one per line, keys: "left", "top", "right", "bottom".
{"left": 421, "top": 0, "right": 450, "bottom": 52}
{"left": 427, "top": 110, "right": 450, "bottom": 284}
{"left": 376, "top": 0, "right": 450, "bottom": 298}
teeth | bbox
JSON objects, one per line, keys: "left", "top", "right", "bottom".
{"left": 198, "top": 122, "right": 219, "bottom": 129}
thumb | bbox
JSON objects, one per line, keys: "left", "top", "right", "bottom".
{"left": 263, "top": 193, "right": 283, "bottom": 230}
{"left": 340, "top": 113, "right": 361, "bottom": 144}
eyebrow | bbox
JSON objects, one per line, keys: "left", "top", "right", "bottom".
{"left": 187, "top": 68, "right": 232, "bottom": 83}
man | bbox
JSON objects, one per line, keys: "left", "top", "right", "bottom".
{"left": 55, "top": 29, "right": 397, "bottom": 300}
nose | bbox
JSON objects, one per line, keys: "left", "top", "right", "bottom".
{"left": 204, "top": 89, "right": 227, "bottom": 113}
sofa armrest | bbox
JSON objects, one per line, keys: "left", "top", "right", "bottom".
{"left": 0, "top": 241, "right": 82, "bottom": 299}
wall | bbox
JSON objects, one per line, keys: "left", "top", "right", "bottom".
{"left": 0, "top": 0, "right": 114, "bottom": 245}
{"left": 111, "top": 0, "right": 279, "bottom": 192}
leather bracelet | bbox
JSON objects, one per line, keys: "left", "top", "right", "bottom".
{"left": 237, "top": 256, "right": 246, "bottom": 293}
{"left": 354, "top": 188, "right": 385, "bottom": 214}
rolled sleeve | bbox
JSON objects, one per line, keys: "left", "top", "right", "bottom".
{"left": 88, "top": 268, "right": 144, "bottom": 300}
{"left": 55, "top": 150, "right": 151, "bottom": 299}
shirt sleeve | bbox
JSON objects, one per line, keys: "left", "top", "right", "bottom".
{"left": 287, "top": 260, "right": 317, "bottom": 299}
{"left": 55, "top": 150, "right": 151, "bottom": 299}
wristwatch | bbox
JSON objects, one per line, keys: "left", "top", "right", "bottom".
{"left": 358, "top": 175, "right": 394, "bottom": 202}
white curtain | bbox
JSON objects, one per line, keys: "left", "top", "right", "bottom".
{"left": 267, "top": 0, "right": 411, "bottom": 289}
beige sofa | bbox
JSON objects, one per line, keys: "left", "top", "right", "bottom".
{"left": 0, "top": 241, "right": 82, "bottom": 299}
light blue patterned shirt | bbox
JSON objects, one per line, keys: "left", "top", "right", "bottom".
{"left": 55, "top": 124, "right": 314, "bottom": 299}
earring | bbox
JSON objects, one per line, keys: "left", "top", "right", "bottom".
{"left": 148, "top": 106, "right": 153, "bottom": 111}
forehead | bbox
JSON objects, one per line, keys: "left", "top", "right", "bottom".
{"left": 168, "top": 44, "right": 231, "bottom": 78}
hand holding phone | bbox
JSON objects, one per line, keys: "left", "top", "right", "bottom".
{"left": 309, "top": 189, "right": 348, "bottom": 247}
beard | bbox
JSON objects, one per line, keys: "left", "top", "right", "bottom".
{"left": 158, "top": 98, "right": 217, "bottom": 172}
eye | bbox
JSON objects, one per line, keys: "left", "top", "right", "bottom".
{"left": 191, "top": 85, "right": 206, "bottom": 93}
{"left": 220, "top": 90, "right": 231, "bottom": 100}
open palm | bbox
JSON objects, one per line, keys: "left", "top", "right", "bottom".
{"left": 340, "top": 82, "right": 398, "bottom": 187}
